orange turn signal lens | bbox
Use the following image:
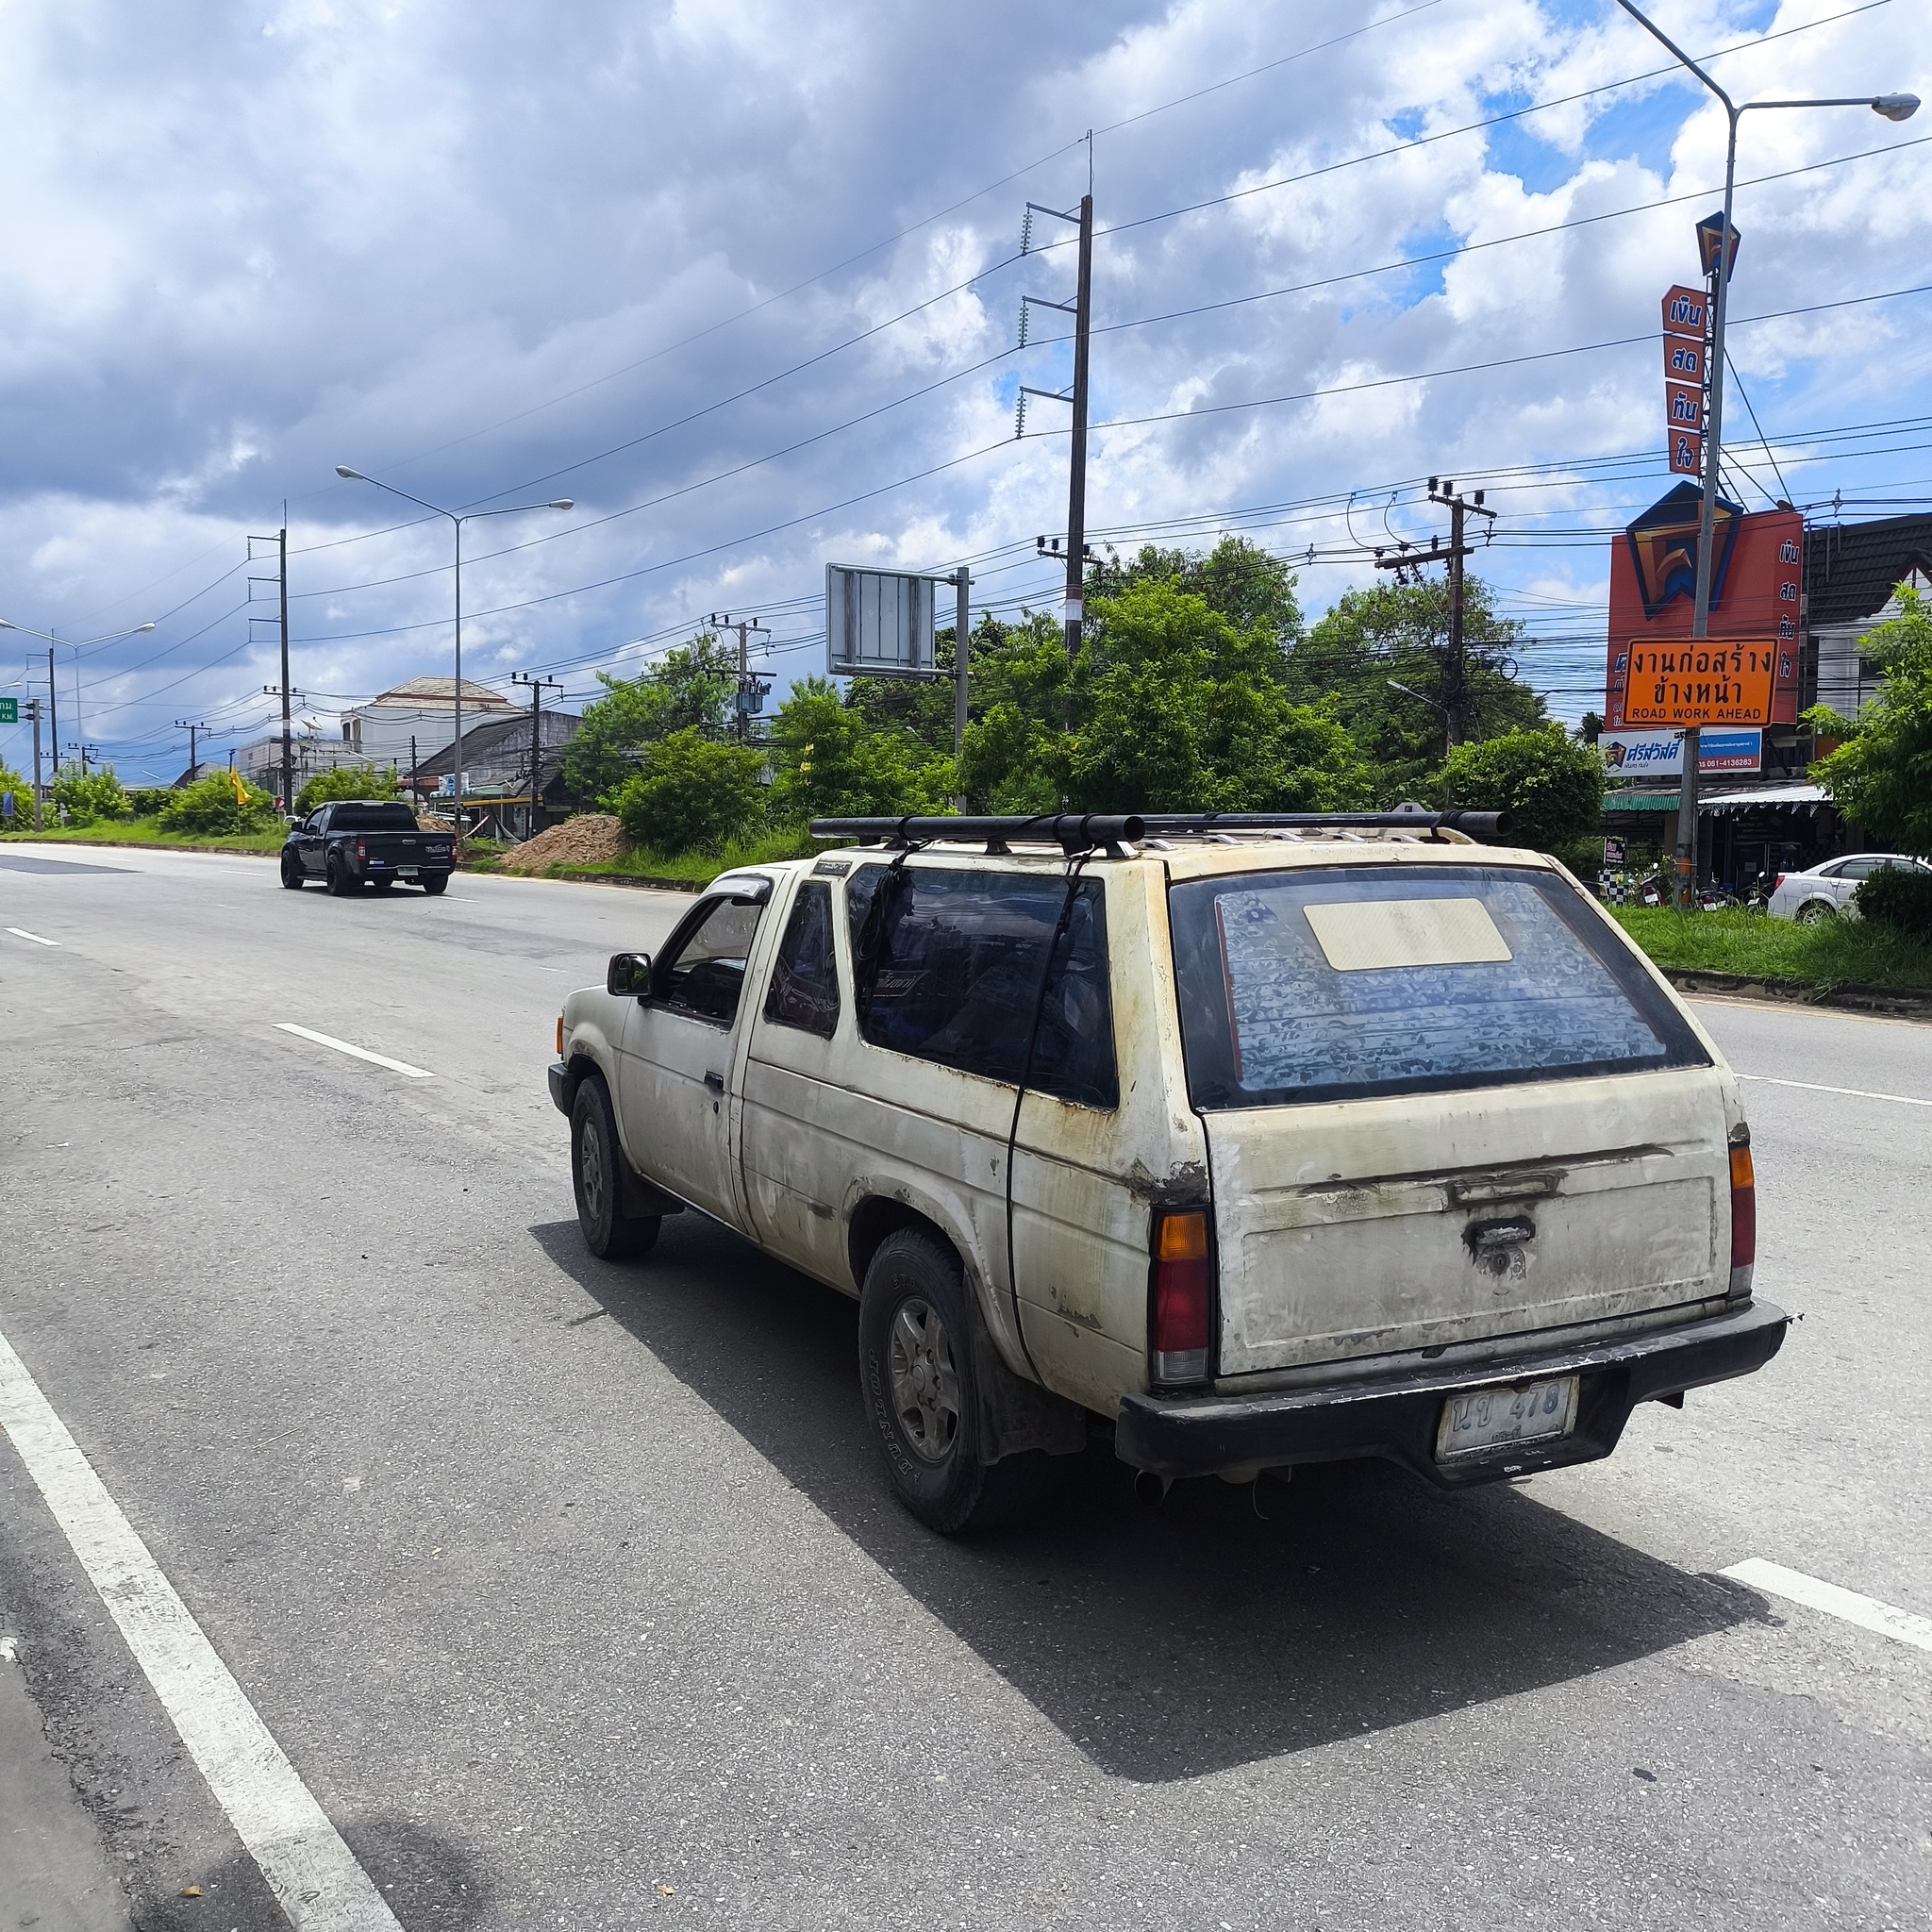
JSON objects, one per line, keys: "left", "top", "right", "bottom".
{"left": 556, "top": 1015, "right": 564, "bottom": 1057}
{"left": 1157, "top": 1209, "right": 1208, "bottom": 1263}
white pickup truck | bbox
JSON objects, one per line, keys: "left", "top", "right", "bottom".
{"left": 549, "top": 809, "right": 1786, "bottom": 1533}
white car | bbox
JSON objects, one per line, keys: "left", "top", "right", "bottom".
{"left": 1766, "top": 852, "right": 1932, "bottom": 922}
{"left": 551, "top": 808, "right": 1785, "bottom": 1533}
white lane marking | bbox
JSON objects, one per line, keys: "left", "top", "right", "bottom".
{"left": 6, "top": 926, "right": 58, "bottom": 946}
{"left": 275, "top": 1023, "right": 433, "bottom": 1079}
{"left": 0, "top": 1327, "right": 404, "bottom": 1930}
{"left": 1723, "top": 1558, "right": 1932, "bottom": 1653}
{"left": 1737, "top": 1074, "right": 1930, "bottom": 1108}
{"left": 1690, "top": 995, "right": 1928, "bottom": 1032}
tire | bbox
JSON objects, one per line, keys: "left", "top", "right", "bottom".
{"left": 325, "top": 854, "right": 361, "bottom": 897}
{"left": 422, "top": 872, "right": 449, "bottom": 895}
{"left": 570, "top": 1076, "right": 659, "bottom": 1261}
{"left": 279, "top": 852, "right": 304, "bottom": 890}
{"left": 858, "top": 1228, "right": 1043, "bottom": 1534}
{"left": 1796, "top": 900, "right": 1836, "bottom": 924}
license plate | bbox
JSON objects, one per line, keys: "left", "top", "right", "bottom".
{"left": 1436, "top": 1375, "right": 1578, "bottom": 1461}
{"left": 398, "top": 866, "right": 418, "bottom": 877}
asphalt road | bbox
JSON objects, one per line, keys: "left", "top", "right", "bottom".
{"left": 1, "top": 843, "right": 1927, "bottom": 1932}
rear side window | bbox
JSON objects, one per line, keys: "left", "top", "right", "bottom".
{"left": 847, "top": 865, "right": 1117, "bottom": 1107}
{"left": 1170, "top": 865, "right": 1707, "bottom": 1110}
{"left": 763, "top": 880, "right": 840, "bottom": 1038}
{"left": 327, "top": 803, "right": 420, "bottom": 831}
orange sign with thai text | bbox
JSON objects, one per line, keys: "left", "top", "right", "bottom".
{"left": 1619, "top": 639, "right": 1779, "bottom": 726}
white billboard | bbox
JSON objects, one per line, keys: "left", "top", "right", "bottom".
{"left": 826, "top": 565, "right": 938, "bottom": 681}
{"left": 1601, "top": 727, "right": 1761, "bottom": 779}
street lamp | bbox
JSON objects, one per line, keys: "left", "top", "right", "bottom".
{"left": 333, "top": 470, "right": 572, "bottom": 836}
{"left": 0, "top": 617, "right": 157, "bottom": 787}
{"left": 1611, "top": 0, "right": 1917, "bottom": 905}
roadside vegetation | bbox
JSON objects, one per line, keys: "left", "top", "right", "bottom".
{"left": 1615, "top": 906, "right": 1932, "bottom": 991}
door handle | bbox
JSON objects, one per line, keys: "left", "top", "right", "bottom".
{"left": 704, "top": 1070, "right": 724, "bottom": 1092}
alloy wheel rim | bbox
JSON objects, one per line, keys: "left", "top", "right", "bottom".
{"left": 581, "top": 1118, "right": 605, "bottom": 1221}
{"left": 887, "top": 1296, "right": 959, "bottom": 1464}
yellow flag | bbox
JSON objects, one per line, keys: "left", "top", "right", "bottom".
{"left": 228, "top": 767, "right": 246, "bottom": 805}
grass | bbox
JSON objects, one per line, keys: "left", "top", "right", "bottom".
{"left": 1613, "top": 906, "right": 1932, "bottom": 991}
{"left": 547, "top": 826, "right": 820, "bottom": 885}
{"left": 0, "top": 816, "right": 285, "bottom": 853}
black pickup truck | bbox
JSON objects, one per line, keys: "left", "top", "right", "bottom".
{"left": 280, "top": 801, "right": 457, "bottom": 895}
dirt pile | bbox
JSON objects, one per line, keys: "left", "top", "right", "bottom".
{"left": 497, "top": 813, "right": 629, "bottom": 874}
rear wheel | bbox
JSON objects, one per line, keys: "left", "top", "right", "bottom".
{"left": 279, "top": 852, "right": 304, "bottom": 890}
{"left": 1796, "top": 899, "right": 1835, "bottom": 924}
{"left": 325, "top": 854, "right": 361, "bottom": 896}
{"left": 858, "top": 1228, "right": 1043, "bottom": 1533}
{"left": 422, "top": 872, "right": 449, "bottom": 895}
{"left": 570, "top": 1076, "right": 659, "bottom": 1261}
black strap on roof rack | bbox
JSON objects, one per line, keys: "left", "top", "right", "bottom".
{"left": 808, "top": 805, "right": 1511, "bottom": 849}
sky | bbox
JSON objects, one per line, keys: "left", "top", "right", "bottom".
{"left": 1, "top": 0, "right": 1926, "bottom": 783}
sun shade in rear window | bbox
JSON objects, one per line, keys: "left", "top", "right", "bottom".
{"left": 1168, "top": 865, "right": 1707, "bottom": 1110}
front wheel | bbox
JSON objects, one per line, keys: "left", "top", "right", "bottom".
{"left": 279, "top": 852, "right": 305, "bottom": 890}
{"left": 858, "top": 1229, "right": 1043, "bottom": 1534}
{"left": 570, "top": 1077, "right": 659, "bottom": 1261}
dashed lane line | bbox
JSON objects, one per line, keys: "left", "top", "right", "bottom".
{"left": 0, "top": 1325, "right": 404, "bottom": 1931}
{"left": 1724, "top": 1558, "right": 1932, "bottom": 1653}
{"left": 1737, "top": 1073, "right": 1930, "bottom": 1108}
{"left": 275, "top": 1023, "right": 433, "bottom": 1079}
{"left": 5, "top": 926, "right": 58, "bottom": 946}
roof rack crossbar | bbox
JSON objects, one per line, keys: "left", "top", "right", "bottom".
{"left": 808, "top": 805, "right": 1513, "bottom": 847}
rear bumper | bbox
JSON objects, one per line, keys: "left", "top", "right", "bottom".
{"left": 1115, "top": 1299, "right": 1788, "bottom": 1489}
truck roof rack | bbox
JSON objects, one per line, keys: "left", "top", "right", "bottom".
{"left": 808, "top": 805, "right": 1513, "bottom": 853}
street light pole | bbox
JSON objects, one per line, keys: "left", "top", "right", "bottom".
{"left": 1611, "top": 0, "right": 1916, "bottom": 906}
{"left": 333, "top": 471, "right": 571, "bottom": 836}
{"left": 0, "top": 618, "right": 157, "bottom": 779}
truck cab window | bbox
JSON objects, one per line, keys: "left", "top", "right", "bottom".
{"left": 763, "top": 881, "right": 840, "bottom": 1038}
{"left": 658, "top": 897, "right": 764, "bottom": 1026}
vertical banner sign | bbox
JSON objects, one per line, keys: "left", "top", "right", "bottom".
{"left": 1661, "top": 284, "right": 1707, "bottom": 477}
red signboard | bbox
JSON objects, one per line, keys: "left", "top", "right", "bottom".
{"left": 1668, "top": 429, "right": 1703, "bottom": 476}
{"left": 1605, "top": 488, "right": 1802, "bottom": 728}
{"left": 1661, "top": 284, "right": 1708, "bottom": 338}
{"left": 1664, "top": 336, "right": 1705, "bottom": 383}
{"left": 1665, "top": 383, "right": 1703, "bottom": 432}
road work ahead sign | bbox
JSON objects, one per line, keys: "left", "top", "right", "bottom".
{"left": 1619, "top": 641, "right": 1779, "bottom": 727}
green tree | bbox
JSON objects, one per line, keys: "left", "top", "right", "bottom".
{"left": 157, "top": 770, "right": 282, "bottom": 835}
{"left": 563, "top": 635, "right": 737, "bottom": 806}
{"left": 612, "top": 727, "right": 767, "bottom": 854}
{"left": 294, "top": 764, "right": 399, "bottom": 814}
{"left": 1441, "top": 725, "right": 1604, "bottom": 863}
{"left": 768, "top": 678, "right": 954, "bottom": 821}
{"left": 1806, "top": 583, "right": 1932, "bottom": 855}
{"left": 50, "top": 763, "right": 131, "bottom": 826}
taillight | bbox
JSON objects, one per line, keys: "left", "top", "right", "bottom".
{"left": 355, "top": 838, "right": 368, "bottom": 862}
{"left": 556, "top": 1014, "right": 564, "bottom": 1056}
{"left": 1728, "top": 1128, "right": 1756, "bottom": 1296}
{"left": 1773, "top": 873, "right": 1786, "bottom": 891}
{"left": 1152, "top": 1208, "right": 1212, "bottom": 1385}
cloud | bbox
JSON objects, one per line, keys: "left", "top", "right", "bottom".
{"left": 0, "top": 0, "right": 1926, "bottom": 776}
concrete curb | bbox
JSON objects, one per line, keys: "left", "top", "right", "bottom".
{"left": 1665, "top": 968, "right": 1932, "bottom": 1022}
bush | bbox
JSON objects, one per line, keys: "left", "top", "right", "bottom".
{"left": 1441, "top": 725, "right": 1604, "bottom": 852}
{"left": 294, "top": 764, "right": 399, "bottom": 815}
{"left": 0, "top": 762, "right": 30, "bottom": 824}
{"left": 156, "top": 770, "right": 281, "bottom": 835}
{"left": 1853, "top": 862, "right": 1932, "bottom": 941}
{"left": 125, "top": 787, "right": 174, "bottom": 817}
{"left": 51, "top": 764, "right": 131, "bottom": 826}
{"left": 612, "top": 728, "right": 767, "bottom": 855}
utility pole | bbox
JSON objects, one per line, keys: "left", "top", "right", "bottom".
{"left": 510, "top": 672, "right": 560, "bottom": 840}
{"left": 69, "top": 743, "right": 97, "bottom": 774}
{"left": 175, "top": 720, "right": 207, "bottom": 781}
{"left": 953, "top": 567, "right": 971, "bottom": 806}
{"left": 47, "top": 649, "right": 57, "bottom": 777}
{"left": 1013, "top": 145, "right": 1096, "bottom": 654}
{"left": 249, "top": 525, "right": 295, "bottom": 815}
{"left": 25, "top": 698, "right": 43, "bottom": 828}
{"left": 708, "top": 614, "right": 772, "bottom": 741}
{"left": 1372, "top": 477, "right": 1496, "bottom": 751}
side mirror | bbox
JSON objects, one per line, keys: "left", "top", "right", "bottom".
{"left": 607, "top": 951, "right": 652, "bottom": 998}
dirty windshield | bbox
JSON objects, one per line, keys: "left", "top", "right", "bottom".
{"left": 1169, "top": 864, "right": 1707, "bottom": 1109}
{"left": 328, "top": 803, "right": 421, "bottom": 830}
